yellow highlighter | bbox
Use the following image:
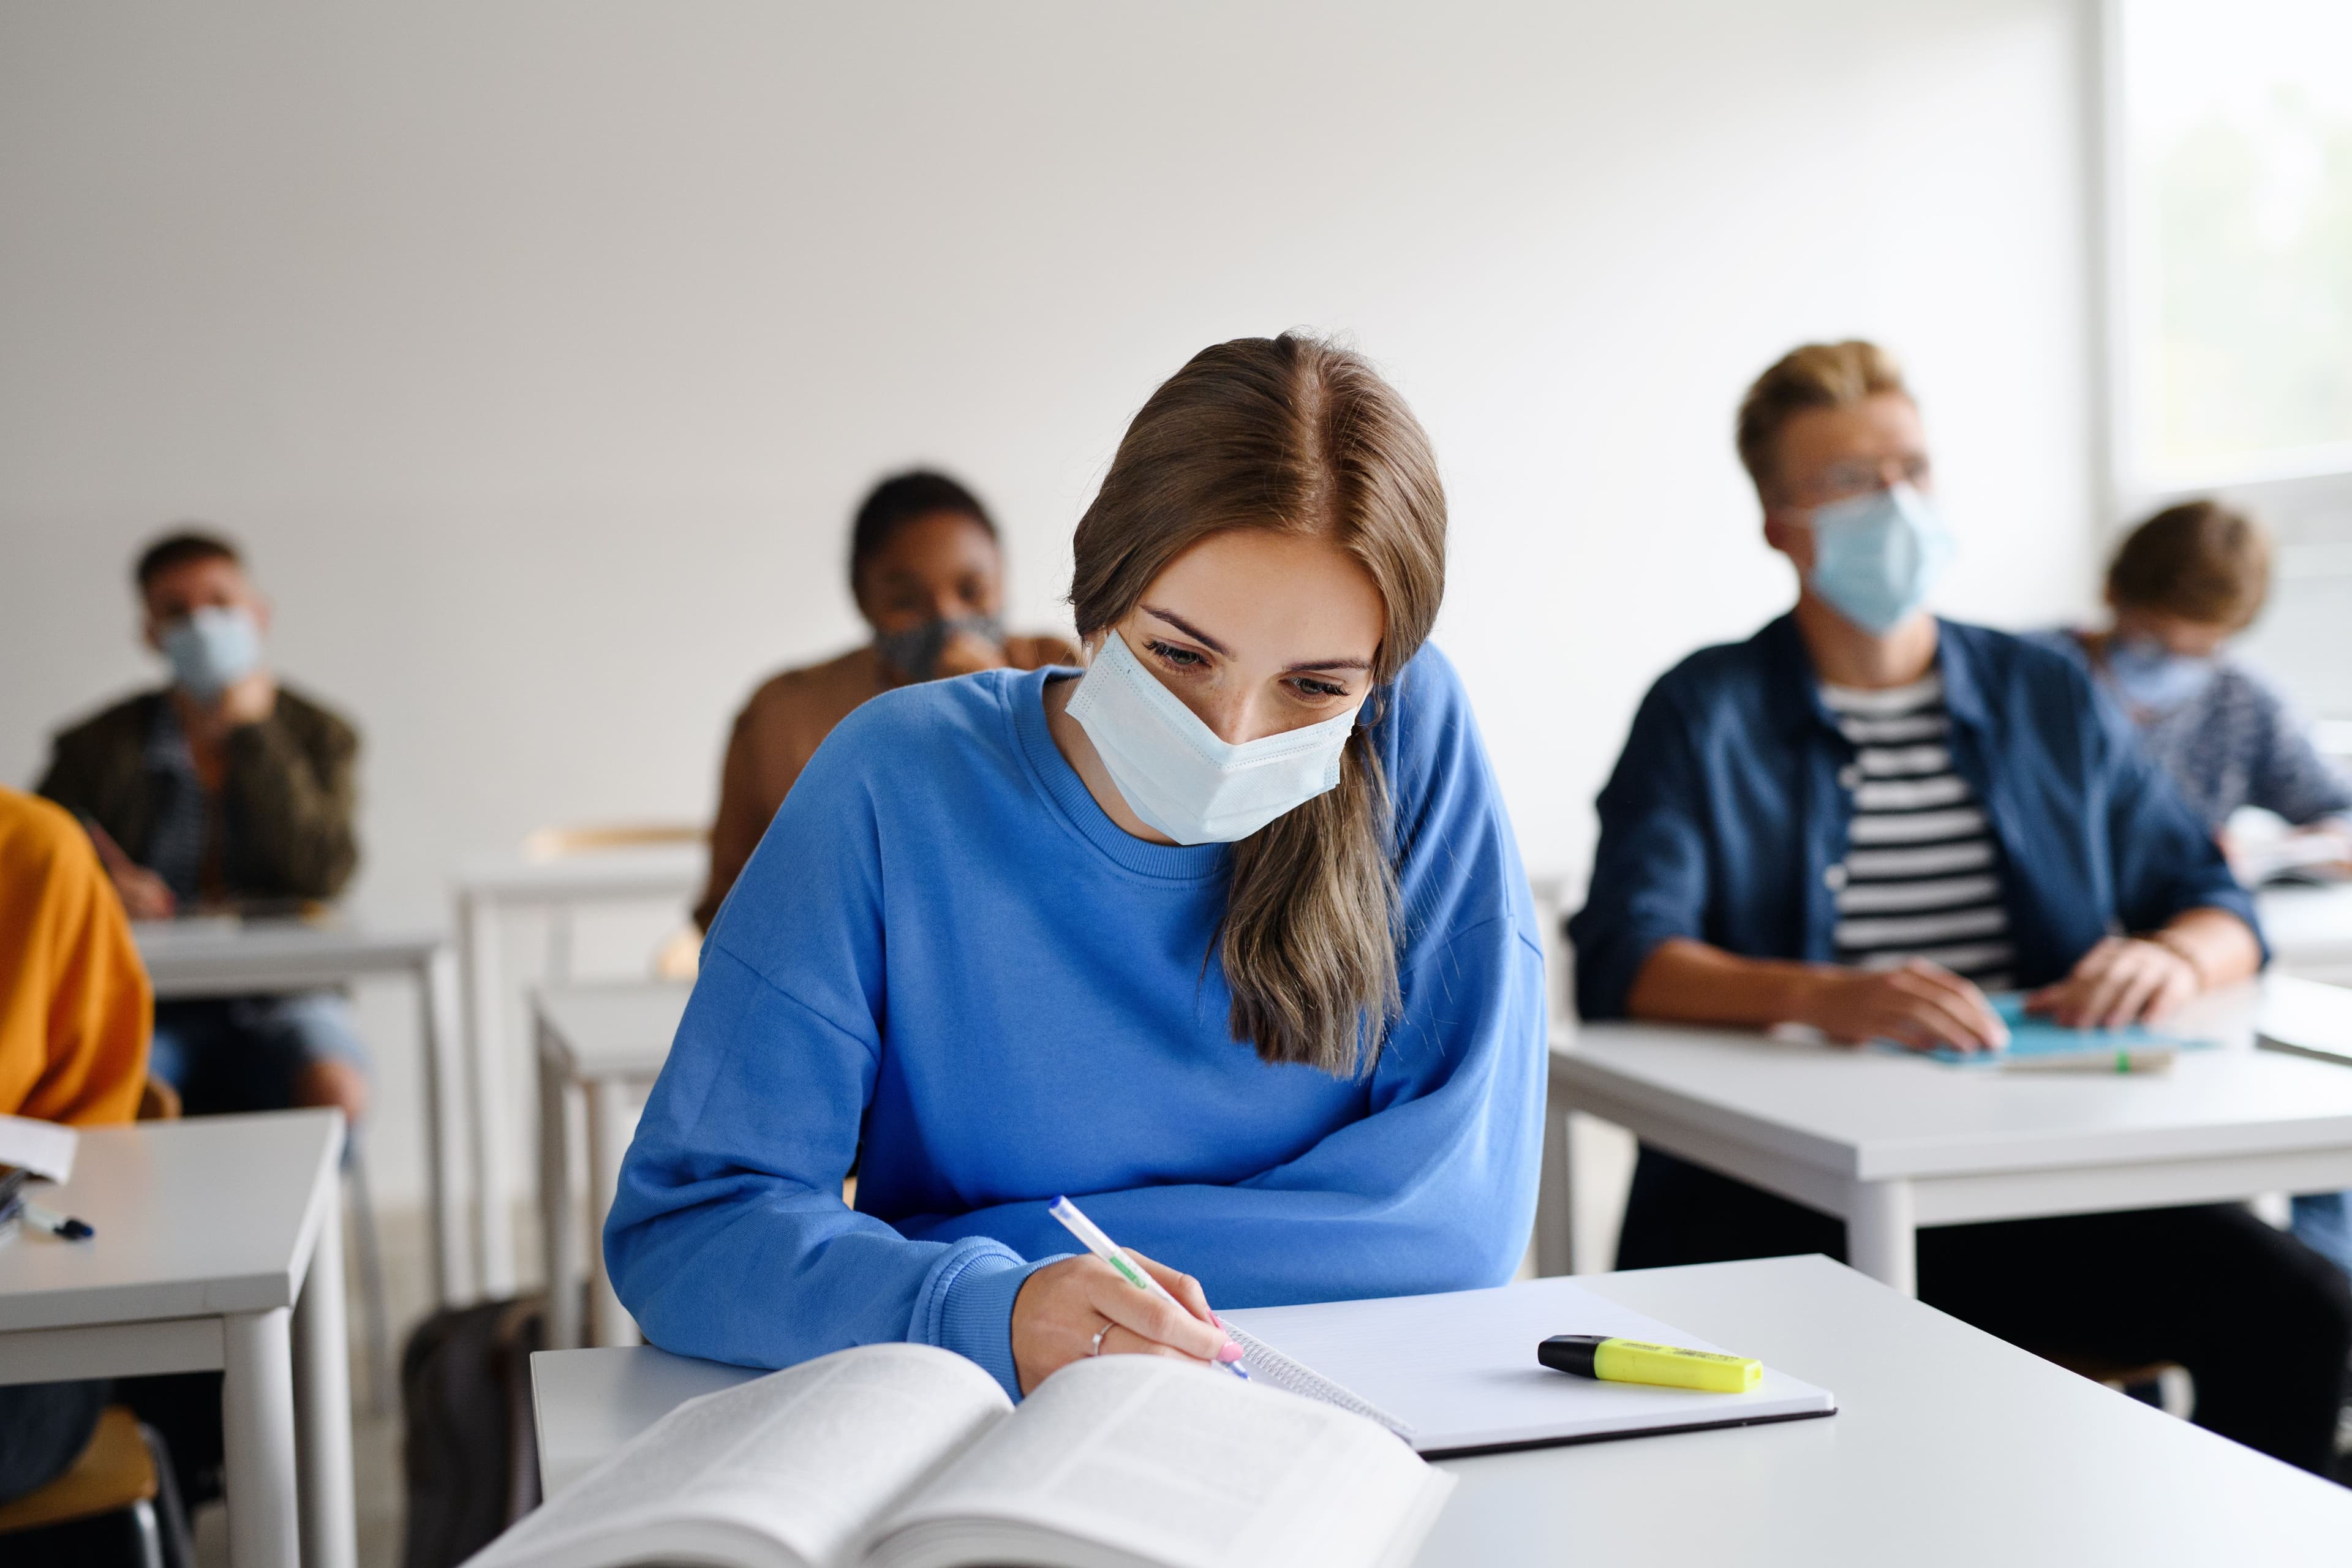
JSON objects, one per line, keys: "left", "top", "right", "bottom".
{"left": 1539, "top": 1335, "right": 1762, "bottom": 1393}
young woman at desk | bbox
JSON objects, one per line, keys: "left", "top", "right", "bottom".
{"left": 608, "top": 335, "right": 1544, "bottom": 1396}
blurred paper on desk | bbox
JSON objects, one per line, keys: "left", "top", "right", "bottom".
{"left": 0, "top": 1115, "right": 78, "bottom": 1183}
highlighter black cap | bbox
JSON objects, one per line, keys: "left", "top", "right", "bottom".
{"left": 1538, "top": 1335, "right": 1608, "bottom": 1378}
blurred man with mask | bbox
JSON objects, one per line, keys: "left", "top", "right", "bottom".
{"left": 1569, "top": 341, "right": 2351, "bottom": 1474}
{"left": 694, "top": 470, "right": 1079, "bottom": 930}
{"left": 37, "top": 529, "right": 368, "bottom": 1128}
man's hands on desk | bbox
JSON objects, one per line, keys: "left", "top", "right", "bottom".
{"left": 1800, "top": 939, "right": 2204, "bottom": 1054}
{"left": 1802, "top": 959, "right": 2010, "bottom": 1054}
{"left": 2022, "top": 936, "right": 2201, "bottom": 1033}
{"left": 1629, "top": 914, "right": 2261, "bottom": 1055}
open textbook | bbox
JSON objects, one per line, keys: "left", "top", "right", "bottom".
{"left": 466, "top": 1343, "right": 1453, "bottom": 1568}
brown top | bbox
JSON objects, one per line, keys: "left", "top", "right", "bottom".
{"left": 694, "top": 635, "right": 1080, "bottom": 930}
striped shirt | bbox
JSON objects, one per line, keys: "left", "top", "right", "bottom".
{"left": 1822, "top": 674, "right": 2013, "bottom": 989}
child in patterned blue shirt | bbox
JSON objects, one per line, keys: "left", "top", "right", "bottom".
{"left": 2040, "top": 499, "right": 2352, "bottom": 1278}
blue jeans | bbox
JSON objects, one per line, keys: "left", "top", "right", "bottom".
{"left": 148, "top": 993, "right": 369, "bottom": 1117}
{"left": 2293, "top": 1191, "right": 2352, "bottom": 1282}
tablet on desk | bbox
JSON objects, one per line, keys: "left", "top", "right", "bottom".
{"left": 1888, "top": 995, "right": 2214, "bottom": 1071}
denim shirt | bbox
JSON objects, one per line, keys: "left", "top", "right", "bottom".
{"left": 1567, "top": 614, "right": 2261, "bottom": 1020}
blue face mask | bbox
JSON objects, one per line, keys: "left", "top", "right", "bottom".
{"left": 1804, "top": 483, "right": 1955, "bottom": 635}
{"left": 159, "top": 605, "right": 263, "bottom": 699}
{"left": 2104, "top": 635, "right": 2216, "bottom": 714}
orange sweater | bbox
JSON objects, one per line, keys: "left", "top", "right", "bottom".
{"left": 0, "top": 786, "right": 151, "bottom": 1124}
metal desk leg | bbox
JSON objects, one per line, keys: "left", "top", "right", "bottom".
{"left": 222, "top": 1306, "right": 299, "bottom": 1568}
{"left": 584, "top": 1077, "right": 641, "bottom": 1348}
{"left": 1535, "top": 1099, "right": 1576, "bottom": 1278}
{"left": 458, "top": 894, "right": 518, "bottom": 1300}
{"left": 1846, "top": 1179, "right": 1918, "bottom": 1297}
{"left": 540, "top": 1023, "right": 583, "bottom": 1352}
{"left": 293, "top": 1196, "right": 357, "bottom": 1568}
{"left": 417, "top": 946, "right": 469, "bottom": 1305}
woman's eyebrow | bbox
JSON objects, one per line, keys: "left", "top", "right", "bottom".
{"left": 1140, "top": 605, "right": 1232, "bottom": 655}
{"left": 1142, "top": 605, "right": 1370, "bottom": 673}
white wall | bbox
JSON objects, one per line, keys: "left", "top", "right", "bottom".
{"left": 0, "top": 0, "right": 2101, "bottom": 1205}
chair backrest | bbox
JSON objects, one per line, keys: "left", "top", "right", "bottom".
{"left": 0, "top": 1406, "right": 157, "bottom": 1536}
{"left": 135, "top": 1076, "right": 181, "bottom": 1122}
{"left": 519, "top": 823, "right": 706, "bottom": 862}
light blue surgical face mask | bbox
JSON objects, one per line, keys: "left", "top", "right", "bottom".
{"left": 2104, "top": 634, "right": 2216, "bottom": 714}
{"left": 1804, "top": 483, "right": 1955, "bottom": 636}
{"left": 159, "top": 606, "right": 262, "bottom": 699}
{"left": 1065, "top": 629, "right": 1363, "bottom": 844}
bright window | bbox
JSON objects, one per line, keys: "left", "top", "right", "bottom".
{"left": 2118, "top": 0, "right": 2352, "bottom": 488}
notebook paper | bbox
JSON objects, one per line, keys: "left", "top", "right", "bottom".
{"left": 1221, "top": 1275, "right": 1834, "bottom": 1457}
{"left": 0, "top": 1115, "right": 77, "bottom": 1184}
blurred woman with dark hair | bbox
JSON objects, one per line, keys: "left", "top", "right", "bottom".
{"left": 695, "top": 471, "right": 1079, "bottom": 930}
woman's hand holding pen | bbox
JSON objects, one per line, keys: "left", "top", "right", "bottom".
{"left": 1010, "top": 1251, "right": 1239, "bottom": 1395}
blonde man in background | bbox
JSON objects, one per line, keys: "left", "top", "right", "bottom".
{"left": 1570, "top": 339, "right": 2350, "bottom": 1474}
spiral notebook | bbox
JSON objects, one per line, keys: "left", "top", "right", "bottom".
{"left": 1220, "top": 1274, "right": 1836, "bottom": 1458}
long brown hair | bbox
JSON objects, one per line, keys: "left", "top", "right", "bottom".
{"left": 1069, "top": 334, "right": 1447, "bottom": 1077}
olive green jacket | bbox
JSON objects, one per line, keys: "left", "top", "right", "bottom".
{"left": 36, "top": 685, "right": 361, "bottom": 902}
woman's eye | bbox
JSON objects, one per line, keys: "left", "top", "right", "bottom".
{"left": 1146, "top": 639, "right": 1206, "bottom": 670}
{"left": 1292, "top": 677, "right": 1349, "bottom": 700}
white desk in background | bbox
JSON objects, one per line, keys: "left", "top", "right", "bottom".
{"left": 533, "top": 981, "right": 690, "bottom": 1352}
{"left": 2259, "top": 880, "right": 2352, "bottom": 982}
{"left": 134, "top": 916, "right": 472, "bottom": 1306}
{"left": 0, "top": 1112, "right": 355, "bottom": 1568}
{"left": 456, "top": 846, "right": 704, "bottom": 1300}
{"left": 526, "top": 1254, "right": 2352, "bottom": 1565}
{"left": 1538, "top": 978, "right": 2352, "bottom": 1293}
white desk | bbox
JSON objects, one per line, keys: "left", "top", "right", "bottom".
{"left": 526, "top": 1254, "right": 2352, "bottom": 1564}
{"left": 456, "top": 847, "right": 704, "bottom": 1300}
{"left": 135, "top": 917, "right": 470, "bottom": 1306}
{"left": 1539, "top": 978, "right": 2352, "bottom": 1294}
{"left": 2258, "top": 973, "right": 2352, "bottom": 1065}
{"left": 2260, "top": 881, "right": 2352, "bottom": 982}
{"left": 0, "top": 1112, "right": 355, "bottom": 1568}
{"left": 533, "top": 982, "right": 688, "bottom": 1352}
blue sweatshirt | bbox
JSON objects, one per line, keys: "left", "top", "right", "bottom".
{"left": 606, "top": 645, "right": 1544, "bottom": 1398}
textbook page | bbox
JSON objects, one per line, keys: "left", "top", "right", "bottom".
{"left": 466, "top": 1344, "right": 1009, "bottom": 1568}
{"left": 865, "top": 1355, "right": 1452, "bottom": 1568}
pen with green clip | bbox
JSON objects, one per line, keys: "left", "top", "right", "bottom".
{"left": 1047, "top": 1195, "right": 1247, "bottom": 1379}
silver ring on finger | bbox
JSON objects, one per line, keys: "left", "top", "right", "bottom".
{"left": 1090, "top": 1320, "right": 1114, "bottom": 1357}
